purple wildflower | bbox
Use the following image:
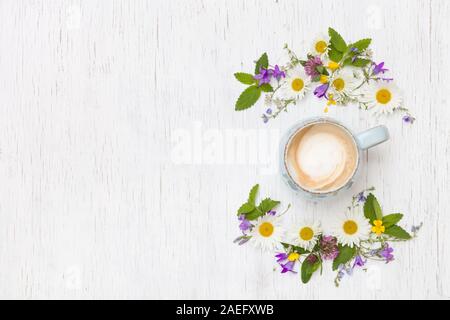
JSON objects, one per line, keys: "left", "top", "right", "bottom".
{"left": 380, "top": 244, "right": 394, "bottom": 263}
{"left": 262, "top": 114, "right": 269, "bottom": 124}
{"left": 254, "top": 67, "right": 272, "bottom": 86}
{"left": 280, "top": 261, "right": 296, "bottom": 274}
{"left": 265, "top": 108, "right": 272, "bottom": 115}
{"left": 314, "top": 83, "right": 329, "bottom": 98}
{"left": 238, "top": 215, "right": 252, "bottom": 232}
{"left": 272, "top": 65, "right": 286, "bottom": 81}
{"left": 320, "top": 236, "right": 339, "bottom": 260}
{"left": 350, "top": 47, "right": 359, "bottom": 53}
{"left": 403, "top": 115, "right": 416, "bottom": 124}
{"left": 372, "top": 61, "right": 389, "bottom": 75}
{"left": 233, "top": 235, "right": 250, "bottom": 246}
{"left": 357, "top": 192, "right": 367, "bottom": 203}
{"left": 275, "top": 253, "right": 288, "bottom": 262}
{"left": 353, "top": 255, "right": 366, "bottom": 268}
{"left": 304, "top": 56, "right": 323, "bottom": 77}
{"left": 267, "top": 210, "right": 276, "bottom": 216}
{"left": 338, "top": 264, "right": 353, "bottom": 276}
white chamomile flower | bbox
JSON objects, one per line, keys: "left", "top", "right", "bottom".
{"left": 249, "top": 214, "right": 284, "bottom": 252}
{"left": 362, "top": 81, "right": 403, "bottom": 115}
{"left": 328, "top": 69, "right": 359, "bottom": 97}
{"left": 279, "top": 66, "right": 311, "bottom": 101}
{"left": 331, "top": 211, "right": 371, "bottom": 248}
{"left": 288, "top": 221, "right": 321, "bottom": 251}
{"left": 312, "top": 35, "right": 329, "bottom": 55}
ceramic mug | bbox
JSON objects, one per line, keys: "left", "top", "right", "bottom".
{"left": 279, "top": 117, "right": 389, "bottom": 199}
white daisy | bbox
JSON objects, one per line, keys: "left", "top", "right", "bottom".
{"left": 249, "top": 215, "right": 284, "bottom": 252}
{"left": 362, "top": 81, "right": 403, "bottom": 115}
{"left": 330, "top": 211, "right": 371, "bottom": 248}
{"left": 279, "top": 66, "right": 311, "bottom": 101}
{"left": 312, "top": 35, "right": 329, "bottom": 55}
{"left": 288, "top": 221, "right": 321, "bottom": 251}
{"left": 328, "top": 69, "right": 359, "bottom": 97}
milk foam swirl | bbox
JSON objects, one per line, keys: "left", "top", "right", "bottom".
{"left": 286, "top": 122, "right": 358, "bottom": 192}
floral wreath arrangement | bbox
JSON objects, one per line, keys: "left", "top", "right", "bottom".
{"left": 234, "top": 184, "right": 421, "bottom": 286}
{"left": 233, "top": 28, "right": 415, "bottom": 124}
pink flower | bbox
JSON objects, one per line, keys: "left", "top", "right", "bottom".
{"left": 320, "top": 235, "right": 339, "bottom": 260}
{"left": 304, "top": 56, "right": 323, "bottom": 77}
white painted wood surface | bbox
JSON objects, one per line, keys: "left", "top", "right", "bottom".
{"left": 0, "top": 0, "right": 448, "bottom": 299}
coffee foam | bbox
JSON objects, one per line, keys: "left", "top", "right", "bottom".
{"left": 286, "top": 122, "right": 358, "bottom": 192}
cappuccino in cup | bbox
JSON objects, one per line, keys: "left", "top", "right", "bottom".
{"left": 285, "top": 121, "right": 358, "bottom": 193}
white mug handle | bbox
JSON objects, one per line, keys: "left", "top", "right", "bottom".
{"left": 355, "top": 125, "right": 390, "bottom": 150}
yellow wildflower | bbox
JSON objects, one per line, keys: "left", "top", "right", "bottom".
{"left": 287, "top": 252, "right": 300, "bottom": 261}
{"left": 371, "top": 220, "right": 385, "bottom": 236}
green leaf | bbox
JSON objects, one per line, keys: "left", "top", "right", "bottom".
{"left": 235, "top": 85, "right": 261, "bottom": 111}
{"left": 373, "top": 195, "right": 383, "bottom": 220}
{"left": 234, "top": 72, "right": 255, "bottom": 85}
{"left": 245, "top": 209, "right": 263, "bottom": 221}
{"left": 259, "top": 83, "right": 273, "bottom": 92}
{"left": 364, "top": 193, "right": 383, "bottom": 223}
{"left": 247, "top": 184, "right": 259, "bottom": 205}
{"left": 254, "top": 53, "right": 269, "bottom": 74}
{"left": 332, "top": 245, "right": 356, "bottom": 271}
{"left": 350, "top": 38, "right": 372, "bottom": 52}
{"left": 384, "top": 225, "right": 411, "bottom": 240}
{"left": 328, "top": 47, "right": 344, "bottom": 63}
{"left": 315, "top": 65, "right": 329, "bottom": 75}
{"left": 257, "top": 198, "right": 280, "bottom": 214}
{"left": 301, "top": 256, "right": 321, "bottom": 284}
{"left": 237, "top": 203, "right": 255, "bottom": 215}
{"left": 351, "top": 58, "right": 371, "bottom": 67}
{"left": 312, "top": 75, "right": 321, "bottom": 82}
{"left": 328, "top": 27, "right": 347, "bottom": 52}
{"left": 382, "top": 213, "right": 404, "bottom": 228}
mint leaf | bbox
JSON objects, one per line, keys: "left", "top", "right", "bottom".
{"left": 259, "top": 83, "right": 273, "bottom": 92}
{"left": 328, "top": 47, "right": 344, "bottom": 63}
{"left": 248, "top": 184, "right": 259, "bottom": 205}
{"left": 258, "top": 198, "right": 280, "bottom": 214}
{"left": 234, "top": 72, "right": 255, "bottom": 85}
{"left": 364, "top": 193, "right": 382, "bottom": 222}
{"left": 301, "top": 256, "right": 321, "bottom": 284}
{"left": 351, "top": 58, "right": 371, "bottom": 67}
{"left": 254, "top": 53, "right": 269, "bottom": 74}
{"left": 350, "top": 38, "right": 372, "bottom": 52}
{"left": 332, "top": 245, "right": 356, "bottom": 271}
{"left": 384, "top": 225, "right": 411, "bottom": 240}
{"left": 328, "top": 28, "right": 347, "bottom": 52}
{"left": 237, "top": 203, "right": 255, "bottom": 215}
{"left": 382, "top": 213, "right": 403, "bottom": 228}
{"left": 235, "top": 85, "right": 261, "bottom": 111}
{"left": 363, "top": 194, "right": 376, "bottom": 223}
{"left": 245, "top": 209, "right": 263, "bottom": 221}
{"left": 373, "top": 195, "right": 383, "bottom": 220}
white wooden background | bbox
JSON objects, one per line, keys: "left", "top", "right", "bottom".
{"left": 0, "top": 0, "right": 449, "bottom": 300}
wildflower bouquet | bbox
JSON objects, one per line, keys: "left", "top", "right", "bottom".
{"left": 233, "top": 28, "right": 415, "bottom": 124}
{"left": 234, "top": 185, "right": 420, "bottom": 286}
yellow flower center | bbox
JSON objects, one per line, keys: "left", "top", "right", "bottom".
{"left": 320, "top": 75, "right": 329, "bottom": 84}
{"left": 259, "top": 222, "right": 274, "bottom": 237}
{"left": 315, "top": 40, "right": 328, "bottom": 54}
{"left": 299, "top": 227, "right": 314, "bottom": 241}
{"left": 343, "top": 220, "right": 358, "bottom": 235}
{"left": 332, "top": 78, "right": 345, "bottom": 91}
{"left": 287, "top": 252, "right": 300, "bottom": 261}
{"left": 328, "top": 61, "right": 340, "bottom": 71}
{"left": 376, "top": 88, "right": 392, "bottom": 104}
{"left": 291, "top": 78, "right": 304, "bottom": 92}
